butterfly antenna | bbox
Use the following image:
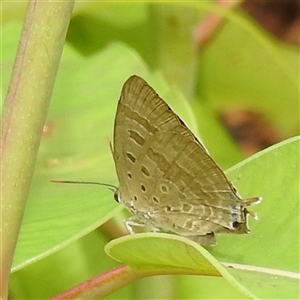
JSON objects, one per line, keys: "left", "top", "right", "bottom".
{"left": 51, "top": 180, "right": 117, "bottom": 193}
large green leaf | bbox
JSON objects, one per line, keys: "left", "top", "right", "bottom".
{"left": 105, "top": 136, "right": 300, "bottom": 299}
{"left": 10, "top": 42, "right": 196, "bottom": 271}
{"left": 212, "top": 136, "right": 299, "bottom": 273}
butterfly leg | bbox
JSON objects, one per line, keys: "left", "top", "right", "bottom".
{"left": 124, "top": 216, "right": 147, "bottom": 234}
{"left": 150, "top": 227, "right": 162, "bottom": 233}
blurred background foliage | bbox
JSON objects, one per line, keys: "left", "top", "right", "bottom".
{"left": 2, "top": 1, "right": 299, "bottom": 299}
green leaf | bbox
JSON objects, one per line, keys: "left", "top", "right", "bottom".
{"left": 11, "top": 43, "right": 196, "bottom": 271}
{"left": 105, "top": 136, "right": 299, "bottom": 299}
{"left": 215, "top": 136, "right": 299, "bottom": 273}
{"left": 11, "top": 43, "right": 147, "bottom": 270}
{"left": 106, "top": 233, "right": 221, "bottom": 274}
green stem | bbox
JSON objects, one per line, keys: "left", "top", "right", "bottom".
{"left": 0, "top": 1, "right": 74, "bottom": 298}
{"left": 150, "top": 3, "right": 199, "bottom": 100}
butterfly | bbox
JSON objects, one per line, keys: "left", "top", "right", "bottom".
{"left": 112, "top": 75, "right": 262, "bottom": 245}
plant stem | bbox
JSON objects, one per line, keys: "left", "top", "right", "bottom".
{"left": 150, "top": 3, "right": 199, "bottom": 100}
{"left": 0, "top": 0, "right": 74, "bottom": 298}
{"left": 49, "top": 265, "right": 143, "bottom": 300}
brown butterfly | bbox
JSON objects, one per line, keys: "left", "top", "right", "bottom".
{"left": 112, "top": 76, "right": 262, "bottom": 245}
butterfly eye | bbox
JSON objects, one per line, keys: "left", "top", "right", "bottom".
{"left": 114, "top": 191, "right": 119, "bottom": 203}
